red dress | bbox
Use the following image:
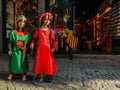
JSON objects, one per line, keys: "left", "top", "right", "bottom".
{"left": 32, "top": 28, "right": 57, "bottom": 75}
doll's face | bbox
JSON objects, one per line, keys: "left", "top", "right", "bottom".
{"left": 18, "top": 20, "right": 25, "bottom": 28}
{"left": 42, "top": 16, "right": 51, "bottom": 26}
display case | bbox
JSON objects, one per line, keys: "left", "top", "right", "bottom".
{"left": 94, "top": 14, "right": 102, "bottom": 47}
{"left": 100, "top": 9, "right": 112, "bottom": 53}
{"left": 93, "top": 5, "right": 112, "bottom": 53}
{"left": 109, "top": 1, "right": 120, "bottom": 53}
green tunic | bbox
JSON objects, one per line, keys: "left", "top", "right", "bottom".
{"left": 9, "top": 30, "right": 30, "bottom": 73}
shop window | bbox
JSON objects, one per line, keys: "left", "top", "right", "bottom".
{"left": 3, "top": 0, "right": 39, "bottom": 53}
{"left": 6, "top": 0, "right": 39, "bottom": 32}
{"left": 6, "top": 0, "right": 15, "bottom": 29}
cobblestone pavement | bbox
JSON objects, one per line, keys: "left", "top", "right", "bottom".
{"left": 0, "top": 54, "right": 120, "bottom": 90}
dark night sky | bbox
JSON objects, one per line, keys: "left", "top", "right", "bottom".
{"left": 75, "top": 0, "right": 102, "bottom": 22}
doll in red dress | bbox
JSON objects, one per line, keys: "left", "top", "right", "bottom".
{"left": 30, "top": 12, "right": 57, "bottom": 82}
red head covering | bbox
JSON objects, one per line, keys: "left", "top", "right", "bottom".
{"left": 39, "top": 12, "right": 53, "bottom": 22}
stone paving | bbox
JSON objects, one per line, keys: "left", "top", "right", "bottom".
{"left": 0, "top": 54, "right": 120, "bottom": 90}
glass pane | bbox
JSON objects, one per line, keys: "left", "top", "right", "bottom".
{"left": 6, "top": 1, "right": 14, "bottom": 29}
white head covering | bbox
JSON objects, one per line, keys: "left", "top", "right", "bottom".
{"left": 17, "top": 15, "right": 26, "bottom": 22}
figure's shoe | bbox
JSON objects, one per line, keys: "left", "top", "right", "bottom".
{"left": 39, "top": 74, "right": 44, "bottom": 82}
{"left": 8, "top": 74, "right": 13, "bottom": 80}
{"left": 22, "top": 75, "right": 26, "bottom": 81}
{"left": 39, "top": 77, "right": 44, "bottom": 82}
{"left": 45, "top": 75, "right": 53, "bottom": 83}
{"left": 33, "top": 75, "right": 38, "bottom": 80}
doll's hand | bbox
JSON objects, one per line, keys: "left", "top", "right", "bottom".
{"left": 8, "top": 50, "right": 12, "bottom": 55}
{"left": 51, "top": 49, "right": 55, "bottom": 53}
{"left": 30, "top": 43, "right": 34, "bottom": 50}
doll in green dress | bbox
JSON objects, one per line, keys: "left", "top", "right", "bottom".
{"left": 7, "top": 15, "right": 30, "bottom": 81}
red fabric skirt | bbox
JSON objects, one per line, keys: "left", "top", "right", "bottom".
{"left": 32, "top": 42, "right": 57, "bottom": 75}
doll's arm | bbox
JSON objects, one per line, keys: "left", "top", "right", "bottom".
{"left": 30, "top": 28, "right": 39, "bottom": 50}
{"left": 8, "top": 30, "right": 13, "bottom": 55}
{"left": 8, "top": 40, "right": 12, "bottom": 55}
{"left": 50, "top": 29, "right": 56, "bottom": 52}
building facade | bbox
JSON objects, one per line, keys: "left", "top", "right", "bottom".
{"left": 0, "top": 0, "right": 73, "bottom": 53}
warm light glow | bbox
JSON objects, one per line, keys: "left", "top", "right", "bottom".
{"left": 101, "top": 7, "right": 112, "bottom": 16}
